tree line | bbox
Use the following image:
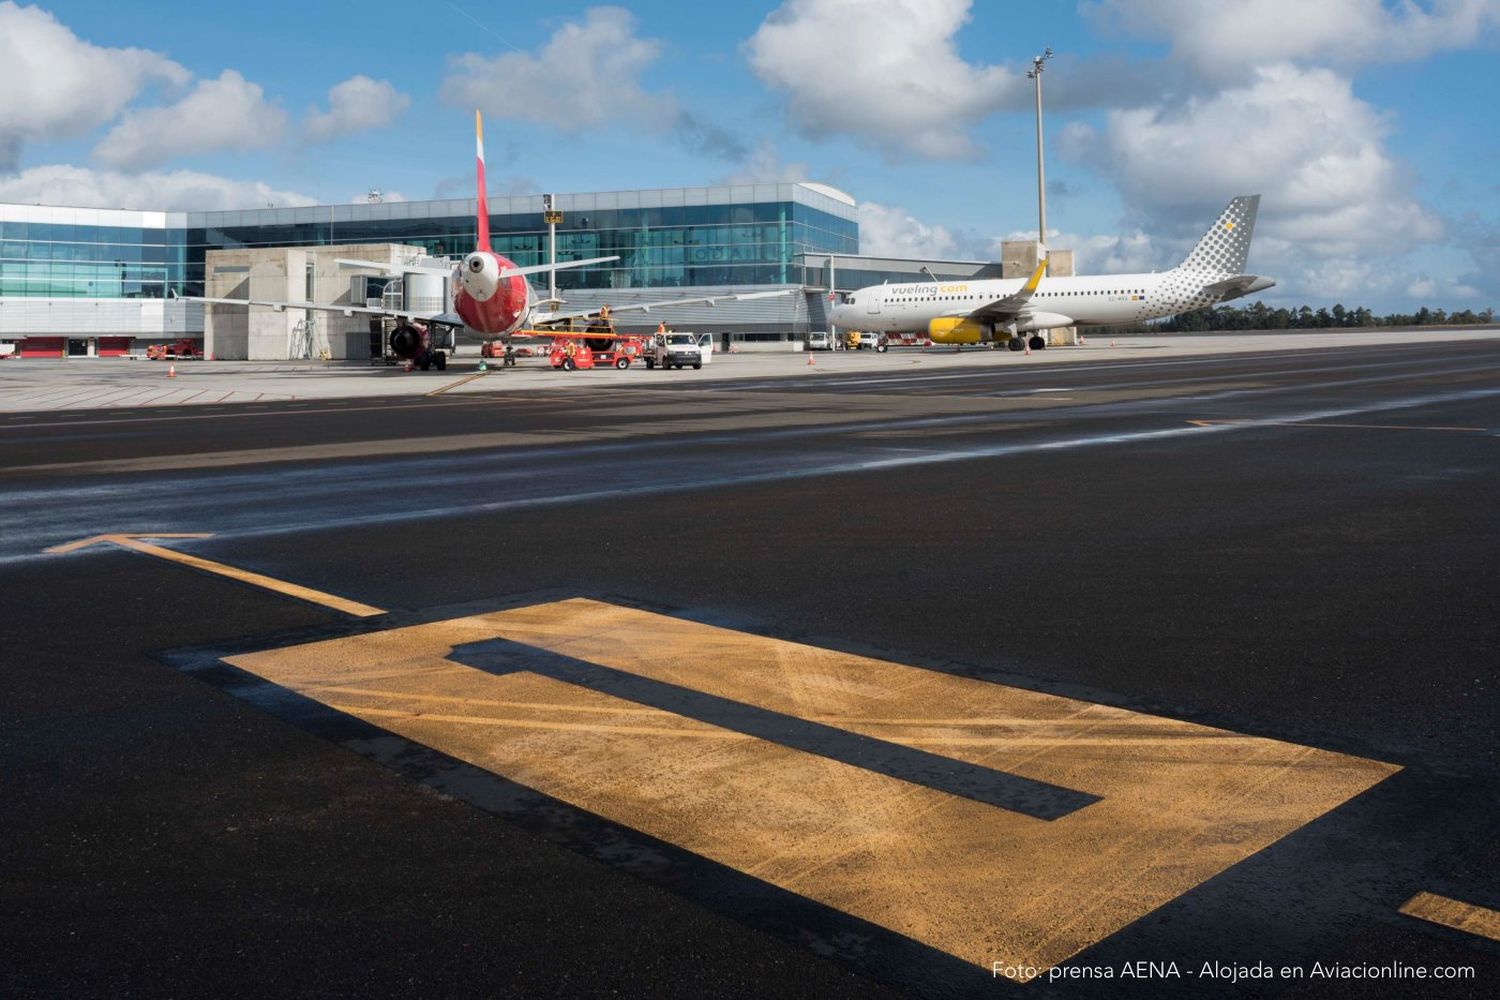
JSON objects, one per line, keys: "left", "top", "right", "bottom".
{"left": 1096, "top": 303, "right": 1495, "bottom": 335}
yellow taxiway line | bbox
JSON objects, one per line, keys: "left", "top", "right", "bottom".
{"left": 1400, "top": 891, "right": 1500, "bottom": 942}
{"left": 426, "top": 371, "right": 491, "bottom": 396}
{"left": 225, "top": 597, "right": 1397, "bottom": 974}
{"left": 44, "top": 533, "right": 385, "bottom": 618}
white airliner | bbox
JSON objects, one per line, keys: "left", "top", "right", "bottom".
{"left": 831, "top": 196, "right": 1275, "bottom": 351}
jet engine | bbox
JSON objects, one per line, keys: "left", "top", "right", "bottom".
{"left": 1012, "top": 312, "right": 1074, "bottom": 332}
{"left": 927, "top": 317, "right": 988, "bottom": 344}
{"left": 388, "top": 323, "right": 427, "bottom": 359}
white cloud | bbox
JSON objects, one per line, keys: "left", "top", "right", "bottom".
{"left": 1455, "top": 216, "right": 1500, "bottom": 300}
{"left": 441, "top": 7, "right": 676, "bottom": 130}
{"left": 0, "top": 163, "right": 314, "bottom": 211}
{"left": 1406, "top": 275, "right": 1482, "bottom": 301}
{"left": 1011, "top": 229, "right": 1162, "bottom": 275}
{"left": 93, "top": 70, "right": 287, "bottom": 170}
{"left": 717, "top": 140, "right": 811, "bottom": 184}
{"left": 858, "top": 202, "right": 961, "bottom": 258}
{"left": 1088, "top": 0, "right": 1500, "bottom": 81}
{"left": 1061, "top": 64, "right": 1443, "bottom": 260}
{"left": 747, "top": 0, "right": 1023, "bottom": 159}
{"left": 0, "top": 1, "right": 188, "bottom": 169}
{"left": 306, "top": 76, "right": 409, "bottom": 141}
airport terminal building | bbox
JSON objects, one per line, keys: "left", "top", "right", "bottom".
{"left": 0, "top": 183, "right": 1007, "bottom": 358}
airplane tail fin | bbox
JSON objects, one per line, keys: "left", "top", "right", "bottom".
{"left": 475, "top": 109, "right": 491, "bottom": 252}
{"left": 1179, "top": 195, "right": 1259, "bottom": 273}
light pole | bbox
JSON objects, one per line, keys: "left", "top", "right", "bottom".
{"left": 827, "top": 254, "right": 838, "bottom": 344}
{"left": 543, "top": 193, "right": 562, "bottom": 303}
{"left": 1026, "top": 47, "right": 1053, "bottom": 248}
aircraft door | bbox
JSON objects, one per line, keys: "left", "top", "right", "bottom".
{"left": 867, "top": 293, "right": 882, "bottom": 315}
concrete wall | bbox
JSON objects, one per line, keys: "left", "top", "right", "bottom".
{"left": 205, "top": 243, "right": 427, "bottom": 361}
{"left": 1001, "top": 240, "right": 1078, "bottom": 346}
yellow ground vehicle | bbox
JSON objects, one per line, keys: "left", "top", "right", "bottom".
{"left": 845, "top": 330, "right": 887, "bottom": 352}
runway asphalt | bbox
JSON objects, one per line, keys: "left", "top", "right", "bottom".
{"left": 2, "top": 337, "right": 1497, "bottom": 998}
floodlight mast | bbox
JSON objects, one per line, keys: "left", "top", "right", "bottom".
{"left": 1026, "top": 47, "right": 1053, "bottom": 249}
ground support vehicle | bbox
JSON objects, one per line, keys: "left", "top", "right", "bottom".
{"left": 645, "top": 333, "right": 705, "bottom": 370}
{"left": 550, "top": 339, "right": 596, "bottom": 371}
{"left": 548, "top": 333, "right": 651, "bottom": 371}
{"left": 145, "top": 340, "right": 203, "bottom": 361}
{"left": 844, "top": 331, "right": 888, "bottom": 352}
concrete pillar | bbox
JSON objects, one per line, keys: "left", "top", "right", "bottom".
{"left": 1000, "top": 240, "right": 1077, "bottom": 346}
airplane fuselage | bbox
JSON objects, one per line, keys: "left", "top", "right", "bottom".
{"left": 454, "top": 250, "right": 532, "bottom": 338}
{"left": 831, "top": 268, "right": 1273, "bottom": 342}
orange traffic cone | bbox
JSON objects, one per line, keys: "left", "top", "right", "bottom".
{"left": 1078, "top": 333, "right": 1086, "bottom": 345}
{"left": 1024, "top": 343, "right": 1032, "bottom": 356}
{"left": 806, "top": 352, "right": 815, "bottom": 366}
{"left": 1110, "top": 339, "right": 1116, "bottom": 348}
{"left": 167, "top": 363, "right": 176, "bottom": 378}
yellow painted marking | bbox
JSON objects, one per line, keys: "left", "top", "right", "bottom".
{"left": 45, "top": 532, "right": 212, "bottom": 554}
{"left": 1400, "top": 892, "right": 1500, "bottom": 942}
{"left": 225, "top": 598, "right": 1396, "bottom": 974}
{"left": 1188, "top": 419, "right": 1486, "bottom": 432}
{"left": 426, "top": 371, "right": 491, "bottom": 396}
{"left": 44, "top": 533, "right": 384, "bottom": 618}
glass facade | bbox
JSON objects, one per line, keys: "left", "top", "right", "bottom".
{"left": 801, "top": 262, "right": 996, "bottom": 291}
{"left": 0, "top": 222, "right": 186, "bottom": 298}
{"left": 1, "top": 185, "right": 858, "bottom": 301}
{"left": 187, "top": 200, "right": 856, "bottom": 296}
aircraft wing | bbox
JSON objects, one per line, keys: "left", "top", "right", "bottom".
{"left": 498, "top": 256, "right": 618, "bottom": 279}
{"left": 334, "top": 258, "right": 456, "bottom": 277}
{"left": 183, "top": 294, "right": 463, "bottom": 328}
{"left": 334, "top": 254, "right": 620, "bottom": 280}
{"left": 964, "top": 259, "right": 1048, "bottom": 322}
{"left": 534, "top": 288, "right": 799, "bottom": 326}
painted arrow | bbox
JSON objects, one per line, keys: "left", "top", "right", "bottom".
{"left": 44, "top": 533, "right": 385, "bottom": 618}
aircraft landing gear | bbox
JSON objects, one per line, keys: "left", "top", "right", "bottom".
{"left": 1007, "top": 336, "right": 1026, "bottom": 352}
{"left": 1027, "top": 335, "right": 1046, "bottom": 352}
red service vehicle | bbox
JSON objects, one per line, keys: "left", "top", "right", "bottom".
{"left": 549, "top": 332, "right": 651, "bottom": 371}
{"left": 146, "top": 339, "right": 203, "bottom": 360}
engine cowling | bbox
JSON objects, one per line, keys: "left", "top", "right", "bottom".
{"left": 389, "top": 324, "right": 426, "bottom": 360}
{"left": 1013, "top": 311, "right": 1074, "bottom": 332}
{"left": 927, "top": 317, "right": 988, "bottom": 344}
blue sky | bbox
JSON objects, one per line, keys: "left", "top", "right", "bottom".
{"left": 3, "top": 0, "right": 1497, "bottom": 311}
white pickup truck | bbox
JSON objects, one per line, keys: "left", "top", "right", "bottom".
{"left": 645, "top": 332, "right": 711, "bottom": 370}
